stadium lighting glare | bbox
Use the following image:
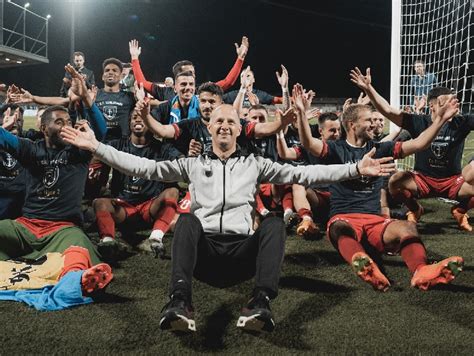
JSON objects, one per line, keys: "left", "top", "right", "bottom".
{"left": 46, "top": 14, "right": 51, "bottom": 19}
{"left": 5, "top": 58, "right": 10, "bottom": 61}
{"left": 24, "top": 2, "right": 30, "bottom": 8}
{"left": 16, "top": 60, "right": 22, "bottom": 64}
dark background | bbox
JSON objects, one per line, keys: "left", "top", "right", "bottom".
{"left": 0, "top": 0, "right": 392, "bottom": 99}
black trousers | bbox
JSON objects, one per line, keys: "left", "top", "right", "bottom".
{"left": 169, "top": 214, "right": 286, "bottom": 300}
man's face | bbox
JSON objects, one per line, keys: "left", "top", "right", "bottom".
{"left": 247, "top": 108, "right": 267, "bottom": 123}
{"left": 208, "top": 105, "right": 242, "bottom": 150}
{"left": 372, "top": 111, "right": 385, "bottom": 136}
{"left": 102, "top": 63, "right": 122, "bottom": 87}
{"left": 414, "top": 62, "right": 425, "bottom": 75}
{"left": 74, "top": 55, "right": 85, "bottom": 69}
{"left": 351, "top": 109, "right": 375, "bottom": 142}
{"left": 199, "top": 91, "right": 222, "bottom": 121}
{"left": 164, "top": 77, "right": 174, "bottom": 87}
{"left": 121, "top": 67, "right": 132, "bottom": 79}
{"left": 174, "top": 75, "right": 195, "bottom": 102}
{"left": 241, "top": 70, "right": 255, "bottom": 87}
{"left": 129, "top": 111, "right": 148, "bottom": 136}
{"left": 42, "top": 110, "right": 72, "bottom": 147}
{"left": 319, "top": 119, "right": 341, "bottom": 141}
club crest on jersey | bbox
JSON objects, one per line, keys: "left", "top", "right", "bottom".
{"left": 2, "top": 153, "right": 17, "bottom": 170}
{"left": 103, "top": 106, "right": 118, "bottom": 121}
{"left": 43, "top": 166, "right": 59, "bottom": 188}
{"left": 131, "top": 176, "right": 141, "bottom": 183}
{"left": 431, "top": 141, "right": 448, "bottom": 159}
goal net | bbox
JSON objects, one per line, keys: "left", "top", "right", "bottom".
{"left": 391, "top": 0, "right": 474, "bottom": 170}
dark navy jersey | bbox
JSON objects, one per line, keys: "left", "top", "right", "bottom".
{"left": 249, "top": 135, "right": 279, "bottom": 161}
{"left": 151, "top": 84, "right": 175, "bottom": 102}
{"left": 402, "top": 113, "right": 474, "bottom": 178}
{"left": 0, "top": 151, "right": 26, "bottom": 194}
{"left": 14, "top": 139, "right": 91, "bottom": 224}
{"left": 108, "top": 138, "right": 179, "bottom": 204}
{"left": 95, "top": 89, "right": 135, "bottom": 140}
{"left": 282, "top": 126, "right": 310, "bottom": 166}
{"left": 320, "top": 139, "right": 402, "bottom": 217}
{"left": 173, "top": 118, "right": 212, "bottom": 156}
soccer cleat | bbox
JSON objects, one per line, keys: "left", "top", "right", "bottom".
{"left": 451, "top": 206, "right": 472, "bottom": 232}
{"left": 351, "top": 252, "right": 391, "bottom": 292}
{"left": 81, "top": 263, "right": 113, "bottom": 294}
{"left": 296, "top": 219, "right": 320, "bottom": 238}
{"left": 159, "top": 293, "right": 196, "bottom": 332}
{"left": 237, "top": 290, "right": 275, "bottom": 332}
{"left": 411, "top": 256, "right": 464, "bottom": 291}
{"left": 406, "top": 205, "right": 424, "bottom": 223}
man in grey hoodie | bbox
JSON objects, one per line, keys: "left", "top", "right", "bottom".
{"left": 61, "top": 102, "right": 394, "bottom": 333}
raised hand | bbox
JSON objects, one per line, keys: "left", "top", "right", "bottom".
{"left": 60, "top": 122, "right": 99, "bottom": 152}
{"left": 357, "top": 148, "right": 395, "bottom": 177}
{"left": 357, "top": 91, "right": 371, "bottom": 105}
{"left": 343, "top": 98, "right": 353, "bottom": 112}
{"left": 66, "top": 63, "right": 87, "bottom": 99}
{"left": 1, "top": 107, "right": 18, "bottom": 130}
{"left": 276, "top": 64, "right": 289, "bottom": 89}
{"left": 277, "top": 107, "right": 297, "bottom": 127}
{"left": 350, "top": 67, "right": 372, "bottom": 92}
{"left": 435, "top": 95, "right": 459, "bottom": 123}
{"left": 8, "top": 87, "right": 33, "bottom": 104}
{"left": 135, "top": 98, "right": 150, "bottom": 119}
{"left": 188, "top": 139, "right": 203, "bottom": 157}
{"left": 414, "top": 95, "right": 426, "bottom": 114}
{"left": 235, "top": 36, "right": 249, "bottom": 60}
{"left": 306, "top": 107, "right": 321, "bottom": 120}
{"left": 134, "top": 82, "right": 146, "bottom": 101}
{"left": 303, "top": 89, "right": 315, "bottom": 111}
{"left": 246, "top": 89, "right": 259, "bottom": 105}
{"left": 240, "top": 66, "right": 252, "bottom": 89}
{"left": 292, "top": 83, "right": 308, "bottom": 114}
{"left": 129, "top": 39, "right": 141, "bottom": 60}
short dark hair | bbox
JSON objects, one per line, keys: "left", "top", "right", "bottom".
{"left": 0, "top": 103, "right": 24, "bottom": 116}
{"left": 102, "top": 57, "right": 123, "bottom": 72}
{"left": 249, "top": 104, "right": 268, "bottom": 114}
{"left": 427, "top": 87, "right": 454, "bottom": 103}
{"left": 414, "top": 59, "right": 424, "bottom": 65}
{"left": 341, "top": 104, "right": 371, "bottom": 131}
{"left": 122, "top": 62, "right": 132, "bottom": 69}
{"left": 197, "top": 82, "right": 224, "bottom": 99}
{"left": 73, "top": 51, "right": 85, "bottom": 59}
{"left": 40, "top": 105, "right": 69, "bottom": 126}
{"left": 172, "top": 60, "right": 193, "bottom": 77}
{"left": 318, "top": 112, "right": 339, "bottom": 125}
{"left": 174, "top": 70, "right": 195, "bottom": 81}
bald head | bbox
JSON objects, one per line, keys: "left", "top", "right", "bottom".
{"left": 210, "top": 104, "right": 239, "bottom": 124}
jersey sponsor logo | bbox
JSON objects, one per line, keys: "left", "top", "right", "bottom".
{"left": 431, "top": 141, "right": 449, "bottom": 159}
{"left": 43, "top": 166, "right": 59, "bottom": 188}
{"left": 2, "top": 153, "right": 17, "bottom": 170}
{"left": 103, "top": 106, "right": 118, "bottom": 121}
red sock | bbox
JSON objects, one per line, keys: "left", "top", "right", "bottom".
{"left": 153, "top": 199, "right": 178, "bottom": 233}
{"left": 337, "top": 235, "right": 365, "bottom": 264}
{"left": 282, "top": 185, "right": 294, "bottom": 211}
{"left": 59, "top": 246, "right": 92, "bottom": 279}
{"left": 297, "top": 208, "right": 313, "bottom": 220}
{"left": 400, "top": 237, "right": 427, "bottom": 273}
{"left": 255, "top": 191, "right": 267, "bottom": 213}
{"left": 96, "top": 211, "right": 115, "bottom": 239}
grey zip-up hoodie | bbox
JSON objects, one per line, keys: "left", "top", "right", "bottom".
{"left": 95, "top": 143, "right": 360, "bottom": 235}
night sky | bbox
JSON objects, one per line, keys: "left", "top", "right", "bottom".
{"left": 0, "top": 0, "right": 392, "bottom": 99}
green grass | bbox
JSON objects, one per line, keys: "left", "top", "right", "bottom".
{"left": 1, "top": 199, "right": 473, "bottom": 354}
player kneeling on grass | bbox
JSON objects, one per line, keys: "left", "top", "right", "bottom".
{"left": 296, "top": 82, "right": 464, "bottom": 292}
{"left": 0, "top": 99, "right": 113, "bottom": 308}
{"left": 93, "top": 106, "right": 181, "bottom": 260}
{"left": 61, "top": 102, "right": 394, "bottom": 333}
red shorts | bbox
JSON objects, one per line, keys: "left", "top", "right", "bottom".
{"left": 258, "top": 183, "right": 291, "bottom": 211}
{"left": 113, "top": 198, "right": 155, "bottom": 223}
{"left": 177, "top": 191, "right": 191, "bottom": 214}
{"left": 410, "top": 171, "right": 464, "bottom": 200}
{"left": 327, "top": 213, "right": 395, "bottom": 253}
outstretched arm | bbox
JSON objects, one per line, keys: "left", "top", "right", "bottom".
{"left": 233, "top": 66, "right": 252, "bottom": 117}
{"left": 130, "top": 39, "right": 154, "bottom": 93}
{"left": 276, "top": 130, "right": 298, "bottom": 160}
{"left": 276, "top": 65, "right": 290, "bottom": 110}
{"left": 0, "top": 108, "right": 20, "bottom": 152}
{"left": 137, "top": 99, "right": 176, "bottom": 139}
{"left": 253, "top": 108, "right": 296, "bottom": 138}
{"left": 350, "top": 67, "right": 404, "bottom": 126}
{"left": 400, "top": 95, "right": 459, "bottom": 157}
{"left": 216, "top": 36, "right": 248, "bottom": 90}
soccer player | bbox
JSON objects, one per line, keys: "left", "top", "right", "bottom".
{"left": 351, "top": 67, "right": 474, "bottom": 231}
{"left": 296, "top": 82, "right": 464, "bottom": 292}
{"left": 62, "top": 102, "right": 394, "bottom": 333}
{"left": 0, "top": 86, "right": 112, "bottom": 296}
{"left": 93, "top": 107, "right": 182, "bottom": 259}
